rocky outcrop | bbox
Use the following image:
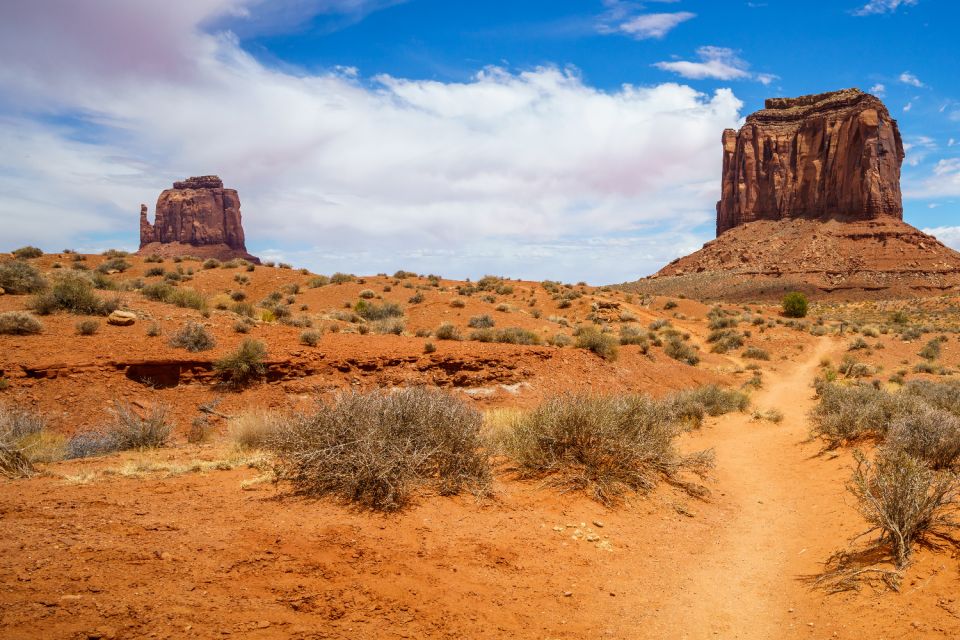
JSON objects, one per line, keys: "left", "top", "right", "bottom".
{"left": 716, "top": 89, "right": 904, "bottom": 235}
{"left": 138, "top": 176, "right": 259, "bottom": 262}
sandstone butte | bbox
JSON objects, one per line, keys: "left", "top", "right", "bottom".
{"left": 137, "top": 175, "right": 260, "bottom": 263}
{"left": 626, "top": 88, "right": 960, "bottom": 301}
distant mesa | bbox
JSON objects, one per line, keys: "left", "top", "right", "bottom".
{"left": 716, "top": 88, "right": 904, "bottom": 235}
{"left": 624, "top": 89, "right": 960, "bottom": 300}
{"left": 137, "top": 175, "right": 260, "bottom": 263}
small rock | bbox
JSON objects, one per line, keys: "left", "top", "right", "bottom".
{"left": 592, "top": 520, "right": 604, "bottom": 528}
{"left": 586, "top": 534, "right": 600, "bottom": 542}
{"left": 0, "top": 286, "right": 5, "bottom": 295}
{"left": 107, "top": 310, "right": 136, "bottom": 326}
{"left": 562, "top": 591, "right": 573, "bottom": 597}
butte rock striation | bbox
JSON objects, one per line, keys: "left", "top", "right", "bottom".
{"left": 624, "top": 89, "right": 960, "bottom": 300}
{"left": 138, "top": 176, "right": 260, "bottom": 263}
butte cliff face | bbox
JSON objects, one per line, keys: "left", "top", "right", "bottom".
{"left": 138, "top": 176, "right": 259, "bottom": 262}
{"left": 716, "top": 89, "right": 904, "bottom": 235}
{"left": 623, "top": 89, "right": 960, "bottom": 300}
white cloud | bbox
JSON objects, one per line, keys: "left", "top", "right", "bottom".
{"left": 906, "top": 158, "right": 960, "bottom": 199}
{"left": 903, "top": 101, "right": 913, "bottom": 112}
{"left": 922, "top": 226, "right": 960, "bottom": 251}
{"left": 616, "top": 12, "right": 696, "bottom": 39}
{"left": 869, "top": 83, "right": 886, "bottom": 96}
{"left": 853, "top": 0, "right": 919, "bottom": 16}
{"left": 0, "top": 0, "right": 742, "bottom": 282}
{"left": 899, "top": 71, "right": 924, "bottom": 87}
{"left": 596, "top": 2, "right": 695, "bottom": 40}
{"left": 653, "top": 46, "right": 777, "bottom": 84}
{"left": 903, "top": 135, "right": 936, "bottom": 166}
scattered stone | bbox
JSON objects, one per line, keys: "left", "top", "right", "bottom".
{"left": 107, "top": 310, "right": 136, "bottom": 326}
{"left": 592, "top": 520, "right": 604, "bottom": 528}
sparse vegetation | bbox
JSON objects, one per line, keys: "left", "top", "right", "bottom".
{"left": 0, "top": 311, "right": 43, "bottom": 335}
{"left": 11, "top": 246, "right": 43, "bottom": 259}
{"left": 575, "top": 326, "right": 619, "bottom": 361}
{"left": 31, "top": 273, "right": 117, "bottom": 316}
{"left": 782, "top": 291, "right": 808, "bottom": 318}
{"left": 168, "top": 322, "right": 216, "bottom": 352}
{"left": 0, "top": 260, "right": 47, "bottom": 294}
{"left": 354, "top": 299, "right": 403, "bottom": 321}
{"left": 435, "top": 322, "right": 462, "bottom": 341}
{"left": 664, "top": 336, "right": 699, "bottom": 366}
{"left": 75, "top": 319, "right": 99, "bottom": 335}
{"left": 214, "top": 339, "right": 267, "bottom": 387}
{"left": 468, "top": 314, "right": 495, "bottom": 329}
{"left": 66, "top": 402, "right": 172, "bottom": 459}
{"left": 270, "top": 387, "right": 491, "bottom": 511}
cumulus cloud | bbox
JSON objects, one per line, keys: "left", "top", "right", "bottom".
{"left": 899, "top": 71, "right": 924, "bottom": 87}
{"left": 653, "top": 46, "right": 776, "bottom": 84}
{"left": 853, "top": 0, "right": 919, "bottom": 15}
{"left": 906, "top": 158, "right": 960, "bottom": 199}
{"left": 869, "top": 83, "right": 886, "bottom": 96}
{"left": 922, "top": 226, "right": 960, "bottom": 251}
{"left": 0, "top": 0, "right": 743, "bottom": 282}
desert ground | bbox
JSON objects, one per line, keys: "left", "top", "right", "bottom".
{"left": 2, "top": 251, "right": 960, "bottom": 639}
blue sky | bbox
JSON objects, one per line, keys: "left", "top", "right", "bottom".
{"left": 1, "top": 0, "right": 958, "bottom": 282}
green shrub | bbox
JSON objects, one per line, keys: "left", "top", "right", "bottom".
{"left": 168, "top": 322, "right": 216, "bottom": 352}
{"left": 469, "top": 327, "right": 540, "bottom": 345}
{"left": 330, "top": 272, "right": 355, "bottom": 284}
{"left": 548, "top": 333, "right": 572, "bottom": 347}
{"left": 167, "top": 288, "right": 207, "bottom": 311}
{"left": 96, "top": 258, "right": 131, "bottom": 273}
{"left": 11, "top": 246, "right": 43, "bottom": 259}
{"left": 782, "top": 291, "right": 808, "bottom": 318}
{"left": 141, "top": 282, "right": 174, "bottom": 301}
{"left": 214, "top": 339, "right": 267, "bottom": 386}
{"left": 408, "top": 291, "right": 425, "bottom": 304}
{"left": 0, "top": 260, "right": 47, "bottom": 294}
{"left": 202, "top": 259, "right": 221, "bottom": 269}
{"left": 919, "top": 338, "right": 944, "bottom": 361}
{"left": 674, "top": 385, "right": 749, "bottom": 416}
{"left": 618, "top": 325, "right": 649, "bottom": 350}
{"left": 270, "top": 387, "right": 490, "bottom": 510}
{"left": 707, "top": 329, "right": 743, "bottom": 354}
{"left": 354, "top": 300, "right": 403, "bottom": 321}
{"left": 664, "top": 336, "right": 699, "bottom": 365}
{"left": 424, "top": 341, "right": 437, "bottom": 353}
{"left": 31, "top": 274, "right": 112, "bottom": 315}
{"left": 575, "top": 327, "right": 618, "bottom": 361}
{"left": 0, "top": 311, "right": 43, "bottom": 335}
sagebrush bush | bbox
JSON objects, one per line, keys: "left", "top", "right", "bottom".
{"left": 674, "top": 385, "right": 749, "bottom": 417}
{"left": 75, "top": 319, "right": 99, "bottom": 335}
{"left": 502, "top": 393, "right": 715, "bottom": 504}
{"left": 0, "top": 405, "right": 45, "bottom": 478}
{"left": 31, "top": 273, "right": 113, "bottom": 315}
{"left": 470, "top": 327, "right": 540, "bottom": 345}
{"left": 619, "top": 325, "right": 649, "bottom": 350}
{"left": 67, "top": 402, "right": 172, "bottom": 458}
{"left": 0, "top": 311, "right": 43, "bottom": 335}
{"left": 0, "top": 260, "right": 47, "bottom": 294}
{"left": 270, "top": 387, "right": 491, "bottom": 510}
{"left": 575, "top": 326, "right": 618, "bottom": 361}
{"left": 214, "top": 339, "right": 266, "bottom": 386}
{"left": 168, "top": 322, "right": 216, "bottom": 352}
{"left": 354, "top": 299, "right": 403, "bottom": 321}
{"left": 885, "top": 406, "right": 960, "bottom": 470}
{"left": 300, "top": 330, "right": 322, "bottom": 346}
{"left": 435, "top": 322, "right": 462, "bottom": 340}
{"left": 742, "top": 346, "right": 770, "bottom": 360}
{"left": 811, "top": 382, "right": 920, "bottom": 447}
{"left": 229, "top": 411, "right": 283, "bottom": 449}
{"left": 11, "top": 246, "right": 43, "bottom": 259}
{"left": 919, "top": 337, "right": 944, "bottom": 361}
{"left": 468, "top": 314, "right": 495, "bottom": 329}
{"left": 849, "top": 449, "right": 958, "bottom": 567}
{"left": 664, "top": 336, "right": 699, "bottom": 365}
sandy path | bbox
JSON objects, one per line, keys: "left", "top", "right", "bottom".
{"left": 640, "top": 338, "right": 836, "bottom": 639}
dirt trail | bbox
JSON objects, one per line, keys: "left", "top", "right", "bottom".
{"left": 642, "top": 338, "right": 836, "bottom": 639}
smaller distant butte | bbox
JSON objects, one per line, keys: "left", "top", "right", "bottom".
{"left": 137, "top": 175, "right": 260, "bottom": 263}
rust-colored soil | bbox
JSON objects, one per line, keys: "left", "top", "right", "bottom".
{"left": 2, "top": 253, "right": 960, "bottom": 638}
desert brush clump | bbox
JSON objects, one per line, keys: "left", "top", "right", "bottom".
{"left": 31, "top": 273, "right": 117, "bottom": 316}
{"left": 0, "top": 260, "right": 47, "bottom": 293}
{"left": 168, "top": 322, "right": 216, "bottom": 352}
{"left": 354, "top": 299, "right": 403, "bottom": 321}
{"left": 782, "top": 291, "right": 808, "bottom": 318}
{"left": 11, "top": 246, "right": 43, "bottom": 259}
{"left": 0, "top": 405, "right": 46, "bottom": 478}
{"left": 229, "top": 411, "right": 284, "bottom": 450}
{"left": 574, "top": 326, "right": 619, "bottom": 361}
{"left": 0, "top": 311, "right": 43, "bottom": 335}
{"left": 435, "top": 322, "right": 462, "bottom": 341}
{"left": 66, "top": 402, "right": 172, "bottom": 459}
{"left": 742, "top": 346, "right": 770, "bottom": 360}
{"left": 214, "top": 339, "right": 267, "bottom": 387}
{"left": 468, "top": 314, "right": 495, "bottom": 329}
{"left": 270, "top": 387, "right": 491, "bottom": 511}
{"left": 664, "top": 335, "right": 700, "bottom": 366}
{"left": 884, "top": 406, "right": 960, "bottom": 471}
{"left": 810, "top": 382, "right": 920, "bottom": 448}
{"left": 469, "top": 327, "right": 541, "bottom": 345}
{"left": 849, "top": 449, "right": 958, "bottom": 568}
{"left": 500, "top": 391, "right": 733, "bottom": 505}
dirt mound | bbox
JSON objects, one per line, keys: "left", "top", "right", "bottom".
{"left": 622, "top": 217, "right": 960, "bottom": 301}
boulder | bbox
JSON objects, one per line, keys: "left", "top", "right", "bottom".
{"left": 107, "top": 311, "right": 137, "bottom": 326}
{"left": 716, "top": 88, "right": 904, "bottom": 235}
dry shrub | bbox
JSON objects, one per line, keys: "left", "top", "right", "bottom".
{"left": 811, "top": 382, "right": 920, "bottom": 448}
{"left": 502, "top": 392, "right": 717, "bottom": 504}
{"left": 575, "top": 326, "right": 619, "bottom": 361}
{"left": 0, "top": 260, "right": 47, "bottom": 294}
{"left": 214, "top": 339, "right": 267, "bottom": 387}
{"left": 849, "top": 449, "right": 958, "bottom": 568}
{"left": 0, "top": 405, "right": 44, "bottom": 478}
{"left": 229, "top": 411, "right": 284, "bottom": 450}
{"left": 270, "top": 387, "right": 490, "bottom": 511}
{"left": 885, "top": 407, "right": 960, "bottom": 470}
{"left": 673, "top": 385, "right": 749, "bottom": 417}
{"left": 0, "top": 311, "right": 43, "bottom": 335}
{"left": 32, "top": 273, "right": 114, "bottom": 315}
{"left": 66, "top": 402, "right": 172, "bottom": 458}
{"left": 169, "top": 322, "right": 216, "bottom": 352}
{"left": 664, "top": 335, "right": 699, "bottom": 365}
